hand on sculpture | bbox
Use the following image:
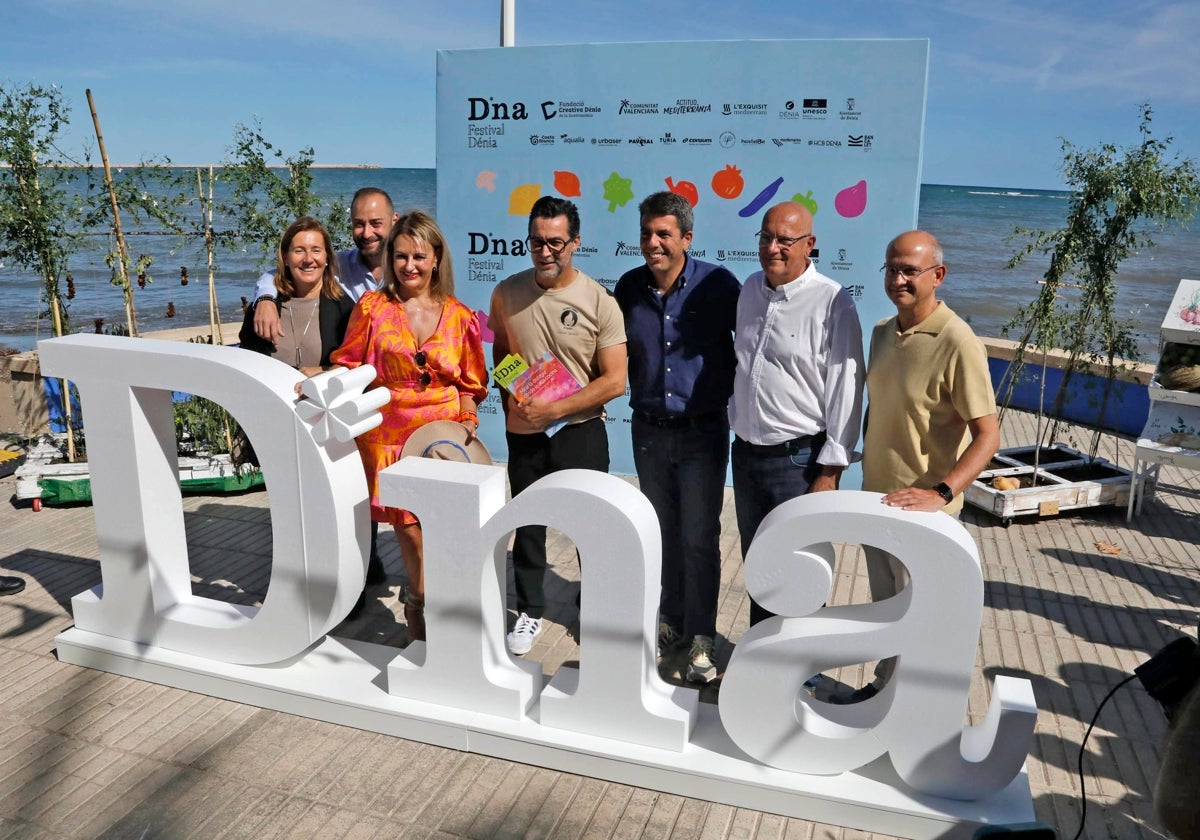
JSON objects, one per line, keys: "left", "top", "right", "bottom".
{"left": 881, "top": 487, "right": 946, "bottom": 512}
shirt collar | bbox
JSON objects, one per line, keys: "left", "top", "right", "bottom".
{"left": 644, "top": 254, "right": 691, "bottom": 295}
{"left": 762, "top": 259, "right": 817, "bottom": 301}
{"left": 898, "top": 300, "right": 952, "bottom": 335}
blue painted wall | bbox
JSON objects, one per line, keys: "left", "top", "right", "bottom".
{"left": 989, "top": 358, "right": 1148, "bottom": 437}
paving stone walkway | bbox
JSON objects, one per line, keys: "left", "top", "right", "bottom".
{"left": 1, "top": 411, "right": 1197, "bottom": 838}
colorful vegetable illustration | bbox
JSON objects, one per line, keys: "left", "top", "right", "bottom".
{"left": 792, "top": 190, "right": 818, "bottom": 215}
{"left": 1179, "top": 289, "right": 1200, "bottom": 325}
{"left": 834, "top": 180, "right": 868, "bottom": 218}
{"left": 602, "top": 171, "right": 634, "bottom": 212}
{"left": 554, "top": 170, "right": 581, "bottom": 197}
{"left": 738, "top": 176, "right": 784, "bottom": 218}
{"left": 711, "top": 164, "right": 744, "bottom": 199}
{"left": 665, "top": 177, "right": 699, "bottom": 207}
{"left": 475, "top": 310, "right": 495, "bottom": 343}
{"left": 476, "top": 171, "right": 497, "bottom": 192}
{"left": 508, "top": 183, "right": 541, "bottom": 215}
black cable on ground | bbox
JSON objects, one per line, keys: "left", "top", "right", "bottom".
{"left": 1070, "top": 673, "right": 1139, "bottom": 840}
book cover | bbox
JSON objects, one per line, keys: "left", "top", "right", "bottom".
{"left": 493, "top": 351, "right": 582, "bottom": 437}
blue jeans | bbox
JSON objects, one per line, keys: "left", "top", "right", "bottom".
{"left": 731, "top": 434, "right": 825, "bottom": 626}
{"left": 632, "top": 413, "right": 730, "bottom": 640}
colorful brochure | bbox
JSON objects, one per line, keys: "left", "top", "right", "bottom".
{"left": 493, "top": 351, "right": 582, "bottom": 437}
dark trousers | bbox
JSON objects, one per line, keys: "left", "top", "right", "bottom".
{"left": 731, "top": 434, "right": 824, "bottom": 626}
{"left": 632, "top": 413, "right": 729, "bottom": 640}
{"left": 506, "top": 418, "right": 610, "bottom": 619}
{"left": 367, "top": 520, "right": 384, "bottom": 583}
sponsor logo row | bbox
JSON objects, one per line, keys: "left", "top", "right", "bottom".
{"left": 467, "top": 96, "right": 863, "bottom": 122}
{"left": 463, "top": 236, "right": 862, "bottom": 282}
{"left": 468, "top": 128, "right": 875, "bottom": 150}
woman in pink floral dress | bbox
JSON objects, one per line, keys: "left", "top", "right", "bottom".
{"left": 330, "top": 211, "right": 488, "bottom": 640}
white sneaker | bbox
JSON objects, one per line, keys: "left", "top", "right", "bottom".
{"left": 507, "top": 612, "right": 543, "bottom": 656}
{"left": 657, "top": 622, "right": 682, "bottom": 664}
{"left": 686, "top": 635, "right": 718, "bottom": 684}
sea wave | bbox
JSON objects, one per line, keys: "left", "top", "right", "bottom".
{"left": 967, "top": 190, "right": 1048, "bottom": 199}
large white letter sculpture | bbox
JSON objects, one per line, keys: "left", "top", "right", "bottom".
{"left": 40, "top": 335, "right": 1039, "bottom": 836}
{"left": 381, "top": 459, "right": 699, "bottom": 749}
{"left": 38, "top": 334, "right": 387, "bottom": 664}
{"left": 719, "top": 492, "right": 1037, "bottom": 800}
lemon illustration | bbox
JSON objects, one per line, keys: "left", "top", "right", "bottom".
{"left": 508, "top": 183, "right": 542, "bottom": 215}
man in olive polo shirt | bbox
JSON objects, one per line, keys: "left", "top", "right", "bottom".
{"left": 837, "top": 230, "right": 999, "bottom": 704}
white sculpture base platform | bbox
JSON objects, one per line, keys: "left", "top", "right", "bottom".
{"left": 37, "top": 336, "right": 1037, "bottom": 837}
{"left": 55, "top": 628, "right": 1033, "bottom": 838}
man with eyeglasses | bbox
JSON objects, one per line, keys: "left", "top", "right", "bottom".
{"left": 614, "top": 191, "right": 740, "bottom": 684}
{"left": 489, "top": 196, "right": 628, "bottom": 655}
{"left": 729, "top": 201, "right": 864, "bottom": 627}
{"left": 831, "top": 229, "right": 998, "bottom": 705}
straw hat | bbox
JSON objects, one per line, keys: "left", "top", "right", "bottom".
{"left": 401, "top": 420, "right": 493, "bottom": 465}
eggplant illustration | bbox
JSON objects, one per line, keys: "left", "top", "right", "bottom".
{"left": 738, "top": 176, "right": 784, "bottom": 218}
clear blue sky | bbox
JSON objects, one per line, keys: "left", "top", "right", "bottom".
{"left": 5, "top": 0, "right": 1198, "bottom": 190}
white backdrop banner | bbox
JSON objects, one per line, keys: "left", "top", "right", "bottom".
{"left": 436, "top": 40, "right": 930, "bottom": 474}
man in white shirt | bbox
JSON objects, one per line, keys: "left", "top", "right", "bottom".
{"left": 729, "top": 201, "right": 864, "bottom": 626}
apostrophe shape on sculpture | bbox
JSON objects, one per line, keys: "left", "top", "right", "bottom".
{"left": 295, "top": 365, "right": 390, "bottom": 445}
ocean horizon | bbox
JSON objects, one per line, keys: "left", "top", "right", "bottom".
{"left": 1, "top": 170, "right": 1195, "bottom": 358}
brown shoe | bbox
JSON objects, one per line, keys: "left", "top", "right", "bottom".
{"left": 404, "top": 592, "right": 426, "bottom": 642}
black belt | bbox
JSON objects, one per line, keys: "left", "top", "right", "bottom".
{"left": 734, "top": 431, "right": 825, "bottom": 456}
{"left": 633, "top": 409, "right": 724, "bottom": 429}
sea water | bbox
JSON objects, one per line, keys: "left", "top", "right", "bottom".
{"left": 1, "top": 173, "right": 1195, "bottom": 357}
{"left": 923, "top": 184, "right": 1199, "bottom": 359}
{"left": 0, "top": 169, "right": 436, "bottom": 353}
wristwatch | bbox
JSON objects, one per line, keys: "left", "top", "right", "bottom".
{"left": 932, "top": 482, "right": 954, "bottom": 504}
{"left": 253, "top": 294, "right": 277, "bottom": 308}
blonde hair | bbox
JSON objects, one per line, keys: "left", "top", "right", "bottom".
{"left": 380, "top": 210, "right": 454, "bottom": 302}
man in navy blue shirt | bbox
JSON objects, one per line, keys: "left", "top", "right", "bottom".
{"left": 614, "top": 191, "right": 741, "bottom": 684}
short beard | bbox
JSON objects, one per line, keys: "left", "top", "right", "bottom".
{"left": 534, "top": 262, "right": 563, "bottom": 283}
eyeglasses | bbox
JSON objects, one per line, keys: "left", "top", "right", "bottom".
{"left": 526, "top": 236, "right": 573, "bottom": 255}
{"left": 756, "top": 232, "right": 811, "bottom": 250}
{"left": 880, "top": 264, "right": 942, "bottom": 280}
{"left": 414, "top": 350, "right": 431, "bottom": 387}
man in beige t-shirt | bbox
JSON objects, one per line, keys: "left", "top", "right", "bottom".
{"left": 489, "top": 196, "right": 627, "bottom": 655}
{"left": 834, "top": 230, "right": 999, "bottom": 704}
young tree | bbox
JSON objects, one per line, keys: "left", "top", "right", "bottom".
{"left": 0, "top": 82, "right": 84, "bottom": 458}
{"left": 997, "top": 104, "right": 1200, "bottom": 458}
{"left": 0, "top": 82, "right": 78, "bottom": 339}
{"left": 219, "top": 119, "right": 347, "bottom": 267}
{"left": 79, "top": 88, "right": 191, "bottom": 337}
